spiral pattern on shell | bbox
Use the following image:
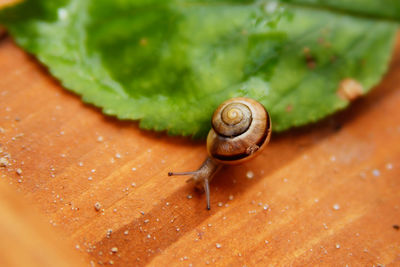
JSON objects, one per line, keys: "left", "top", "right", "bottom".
{"left": 211, "top": 102, "right": 252, "bottom": 137}
{"left": 207, "top": 97, "right": 271, "bottom": 164}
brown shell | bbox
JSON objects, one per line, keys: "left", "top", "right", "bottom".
{"left": 207, "top": 97, "right": 271, "bottom": 165}
{"left": 211, "top": 102, "right": 252, "bottom": 137}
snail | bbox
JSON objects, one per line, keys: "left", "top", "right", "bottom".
{"left": 168, "top": 97, "right": 271, "bottom": 210}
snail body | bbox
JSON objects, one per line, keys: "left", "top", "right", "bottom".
{"left": 168, "top": 97, "right": 271, "bottom": 209}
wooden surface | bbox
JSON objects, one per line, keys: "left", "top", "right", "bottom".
{"left": 0, "top": 181, "right": 86, "bottom": 267}
{"left": 0, "top": 32, "right": 400, "bottom": 266}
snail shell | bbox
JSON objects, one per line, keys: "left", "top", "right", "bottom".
{"left": 207, "top": 97, "right": 271, "bottom": 164}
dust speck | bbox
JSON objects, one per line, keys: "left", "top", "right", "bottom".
{"left": 246, "top": 171, "right": 254, "bottom": 179}
{"left": 333, "top": 204, "right": 340, "bottom": 210}
{"left": 94, "top": 202, "right": 102, "bottom": 211}
{"left": 372, "top": 169, "right": 380, "bottom": 177}
{"left": 106, "top": 229, "right": 112, "bottom": 238}
{"left": 216, "top": 243, "right": 221, "bottom": 249}
{"left": 0, "top": 157, "right": 9, "bottom": 167}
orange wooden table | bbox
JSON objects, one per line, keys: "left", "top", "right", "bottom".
{"left": 0, "top": 24, "right": 400, "bottom": 267}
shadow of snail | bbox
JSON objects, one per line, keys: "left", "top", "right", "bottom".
{"left": 169, "top": 97, "right": 272, "bottom": 210}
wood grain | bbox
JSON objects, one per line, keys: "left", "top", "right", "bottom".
{"left": 0, "top": 32, "right": 400, "bottom": 266}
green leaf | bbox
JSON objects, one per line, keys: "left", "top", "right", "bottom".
{"left": 281, "top": 0, "right": 400, "bottom": 20}
{"left": 0, "top": 0, "right": 398, "bottom": 138}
